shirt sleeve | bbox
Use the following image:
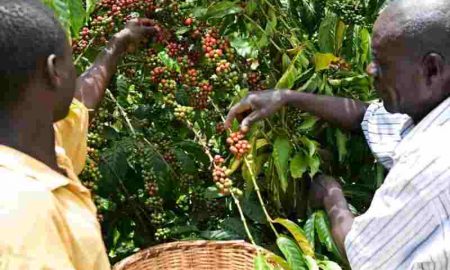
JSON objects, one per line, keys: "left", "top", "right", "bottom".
{"left": 361, "top": 102, "right": 414, "bottom": 169}
{"left": 54, "top": 98, "right": 90, "bottom": 175}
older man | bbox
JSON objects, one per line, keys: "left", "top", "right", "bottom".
{"left": 0, "top": 0, "right": 154, "bottom": 269}
{"left": 226, "top": 0, "right": 450, "bottom": 269}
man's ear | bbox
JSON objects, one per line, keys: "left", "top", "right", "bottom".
{"left": 422, "top": 52, "right": 444, "bottom": 85}
{"left": 46, "top": 54, "right": 59, "bottom": 88}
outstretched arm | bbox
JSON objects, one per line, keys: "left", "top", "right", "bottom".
{"left": 309, "top": 175, "right": 354, "bottom": 263}
{"left": 74, "top": 18, "right": 156, "bottom": 114}
{"left": 225, "top": 90, "right": 368, "bottom": 132}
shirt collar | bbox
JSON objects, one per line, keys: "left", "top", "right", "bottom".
{"left": 0, "top": 145, "right": 70, "bottom": 190}
{"left": 394, "top": 97, "right": 450, "bottom": 158}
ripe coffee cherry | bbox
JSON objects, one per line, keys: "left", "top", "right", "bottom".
{"left": 184, "top": 17, "right": 193, "bottom": 26}
{"left": 145, "top": 181, "right": 159, "bottom": 197}
{"left": 226, "top": 131, "right": 251, "bottom": 159}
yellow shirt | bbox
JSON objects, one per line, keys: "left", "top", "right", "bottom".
{"left": 0, "top": 99, "right": 109, "bottom": 269}
{"left": 54, "top": 98, "right": 89, "bottom": 175}
{"left": 0, "top": 145, "right": 110, "bottom": 269}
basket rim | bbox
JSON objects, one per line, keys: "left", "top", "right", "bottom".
{"left": 112, "top": 240, "right": 266, "bottom": 270}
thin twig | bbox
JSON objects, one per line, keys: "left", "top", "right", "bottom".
{"left": 231, "top": 192, "right": 257, "bottom": 246}
{"left": 244, "top": 157, "right": 279, "bottom": 237}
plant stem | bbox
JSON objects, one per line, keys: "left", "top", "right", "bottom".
{"left": 231, "top": 192, "right": 257, "bottom": 246}
{"left": 244, "top": 157, "right": 279, "bottom": 237}
{"left": 243, "top": 14, "right": 283, "bottom": 52}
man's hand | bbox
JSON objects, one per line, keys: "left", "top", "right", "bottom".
{"left": 308, "top": 175, "right": 343, "bottom": 209}
{"left": 115, "top": 18, "right": 157, "bottom": 53}
{"left": 225, "top": 90, "right": 289, "bottom": 131}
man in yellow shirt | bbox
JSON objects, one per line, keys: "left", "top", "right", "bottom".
{"left": 0, "top": 0, "right": 155, "bottom": 269}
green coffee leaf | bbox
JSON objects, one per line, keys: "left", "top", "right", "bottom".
{"left": 274, "top": 218, "right": 315, "bottom": 257}
{"left": 273, "top": 136, "right": 292, "bottom": 192}
{"left": 277, "top": 235, "right": 307, "bottom": 270}
{"left": 290, "top": 152, "right": 308, "bottom": 179}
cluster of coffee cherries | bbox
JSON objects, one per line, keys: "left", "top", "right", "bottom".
{"left": 174, "top": 104, "right": 194, "bottom": 121}
{"left": 191, "top": 81, "right": 213, "bottom": 110}
{"left": 151, "top": 67, "right": 169, "bottom": 83}
{"left": 157, "top": 79, "right": 177, "bottom": 94}
{"left": 163, "top": 150, "right": 176, "bottom": 164}
{"left": 183, "top": 68, "right": 199, "bottom": 86}
{"left": 155, "top": 227, "right": 171, "bottom": 241}
{"left": 166, "top": 42, "right": 183, "bottom": 57}
{"left": 215, "top": 60, "right": 232, "bottom": 75}
{"left": 212, "top": 155, "right": 233, "bottom": 196}
{"left": 329, "top": 58, "right": 351, "bottom": 71}
{"left": 226, "top": 131, "right": 251, "bottom": 159}
{"left": 150, "top": 212, "right": 166, "bottom": 226}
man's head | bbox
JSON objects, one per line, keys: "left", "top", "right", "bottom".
{"left": 0, "top": 0, "right": 75, "bottom": 122}
{"left": 367, "top": 0, "right": 450, "bottom": 120}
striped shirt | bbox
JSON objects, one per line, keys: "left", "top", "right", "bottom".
{"left": 345, "top": 98, "right": 450, "bottom": 270}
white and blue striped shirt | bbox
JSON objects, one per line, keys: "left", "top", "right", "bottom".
{"left": 345, "top": 98, "right": 450, "bottom": 270}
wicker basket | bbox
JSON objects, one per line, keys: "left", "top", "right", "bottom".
{"left": 113, "top": 240, "right": 269, "bottom": 270}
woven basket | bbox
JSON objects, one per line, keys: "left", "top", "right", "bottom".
{"left": 113, "top": 240, "right": 270, "bottom": 270}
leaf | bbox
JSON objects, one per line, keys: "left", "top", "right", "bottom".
{"left": 318, "top": 260, "right": 342, "bottom": 270}
{"left": 276, "top": 235, "right": 307, "bottom": 270}
{"left": 46, "top": 0, "right": 72, "bottom": 38}
{"left": 298, "top": 116, "right": 319, "bottom": 131}
{"left": 313, "top": 53, "right": 339, "bottom": 72}
{"left": 200, "top": 230, "right": 241, "bottom": 240}
{"left": 158, "top": 51, "right": 181, "bottom": 72}
{"left": 274, "top": 218, "right": 315, "bottom": 257}
{"left": 204, "top": 1, "right": 243, "bottom": 19}
{"left": 221, "top": 217, "right": 247, "bottom": 238}
{"left": 335, "top": 129, "right": 348, "bottom": 162}
{"left": 359, "top": 28, "right": 372, "bottom": 66}
{"left": 246, "top": 0, "right": 257, "bottom": 15}
{"left": 334, "top": 20, "right": 347, "bottom": 55}
{"left": 86, "top": 0, "right": 98, "bottom": 16}
{"left": 204, "top": 186, "right": 224, "bottom": 199}
{"left": 282, "top": 54, "right": 291, "bottom": 72}
{"left": 303, "top": 213, "right": 316, "bottom": 249}
{"left": 267, "top": 254, "right": 292, "bottom": 270}
{"left": 290, "top": 152, "right": 307, "bottom": 179}
{"left": 307, "top": 154, "right": 320, "bottom": 178}
{"left": 315, "top": 211, "right": 344, "bottom": 261}
{"left": 67, "top": 0, "right": 85, "bottom": 36}
{"left": 230, "top": 34, "right": 258, "bottom": 58}
{"left": 304, "top": 256, "right": 319, "bottom": 270}
{"left": 276, "top": 49, "right": 304, "bottom": 89}
{"left": 243, "top": 195, "right": 267, "bottom": 224}
{"left": 318, "top": 14, "right": 338, "bottom": 53}
{"left": 254, "top": 254, "right": 271, "bottom": 270}
{"left": 300, "top": 137, "right": 317, "bottom": 157}
{"left": 272, "top": 136, "right": 292, "bottom": 192}
{"left": 256, "top": 139, "right": 270, "bottom": 150}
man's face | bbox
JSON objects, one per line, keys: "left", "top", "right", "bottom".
{"left": 366, "top": 22, "right": 419, "bottom": 114}
{"left": 53, "top": 42, "right": 77, "bottom": 121}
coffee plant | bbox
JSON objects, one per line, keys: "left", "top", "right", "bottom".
{"left": 45, "top": 0, "right": 388, "bottom": 268}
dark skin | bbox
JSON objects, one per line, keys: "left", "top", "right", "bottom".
{"left": 226, "top": 1, "right": 450, "bottom": 264}
{"left": 0, "top": 18, "right": 154, "bottom": 173}
{"left": 75, "top": 18, "right": 156, "bottom": 118}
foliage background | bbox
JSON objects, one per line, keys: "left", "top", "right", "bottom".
{"left": 43, "top": 0, "right": 388, "bottom": 268}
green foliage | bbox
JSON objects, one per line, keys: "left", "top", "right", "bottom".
{"left": 46, "top": 0, "right": 389, "bottom": 267}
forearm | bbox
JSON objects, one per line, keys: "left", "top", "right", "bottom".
{"left": 323, "top": 189, "right": 354, "bottom": 262}
{"left": 75, "top": 32, "right": 127, "bottom": 111}
{"left": 283, "top": 90, "right": 368, "bottom": 132}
